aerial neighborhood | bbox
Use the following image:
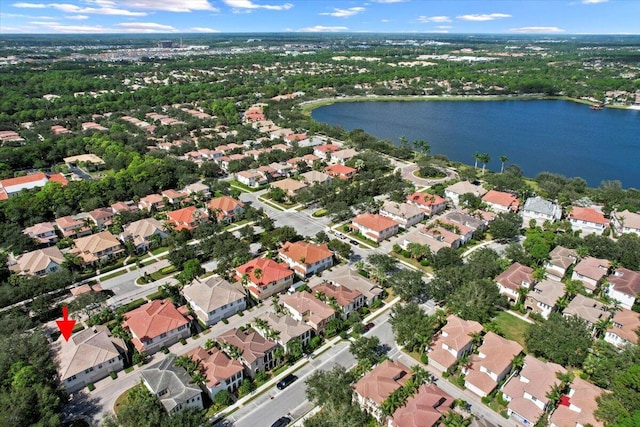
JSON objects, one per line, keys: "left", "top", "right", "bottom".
{"left": 0, "top": 31, "right": 639, "bottom": 427}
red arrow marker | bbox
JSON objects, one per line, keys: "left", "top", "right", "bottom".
{"left": 56, "top": 306, "right": 76, "bottom": 341}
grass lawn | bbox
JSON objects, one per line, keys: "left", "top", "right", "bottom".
{"left": 151, "top": 246, "right": 169, "bottom": 256}
{"left": 490, "top": 311, "right": 531, "bottom": 351}
{"left": 229, "top": 179, "right": 267, "bottom": 193}
{"left": 101, "top": 269, "right": 127, "bottom": 281}
{"left": 389, "top": 252, "right": 434, "bottom": 274}
{"left": 114, "top": 384, "right": 144, "bottom": 415}
{"left": 345, "top": 231, "right": 379, "bottom": 248}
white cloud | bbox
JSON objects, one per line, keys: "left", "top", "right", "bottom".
{"left": 12, "top": 2, "right": 47, "bottom": 8}
{"left": 372, "top": 0, "right": 409, "bottom": 3}
{"left": 582, "top": 0, "right": 608, "bottom": 3}
{"left": 319, "top": 7, "right": 365, "bottom": 18}
{"left": 189, "top": 27, "right": 220, "bottom": 32}
{"left": 116, "top": 22, "right": 178, "bottom": 32}
{"left": 65, "top": 15, "right": 88, "bottom": 20}
{"left": 510, "top": 26, "right": 565, "bottom": 33}
{"left": 436, "top": 25, "right": 452, "bottom": 29}
{"left": 417, "top": 15, "right": 451, "bottom": 23}
{"left": 223, "top": 0, "right": 293, "bottom": 11}
{"left": 115, "top": 0, "right": 219, "bottom": 12}
{"left": 457, "top": 13, "right": 511, "bottom": 21}
{"left": 381, "top": 19, "right": 389, "bottom": 23}
{"left": 35, "top": 22, "right": 111, "bottom": 32}
{"left": 298, "top": 25, "right": 348, "bottom": 32}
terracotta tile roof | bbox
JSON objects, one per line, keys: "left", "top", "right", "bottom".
{"left": 607, "top": 308, "right": 640, "bottom": 344}
{"left": 235, "top": 257, "right": 294, "bottom": 288}
{"left": 563, "top": 294, "right": 610, "bottom": 326}
{"left": 495, "top": 262, "right": 534, "bottom": 292}
{"left": 167, "top": 206, "right": 208, "bottom": 229}
{"left": 391, "top": 384, "right": 454, "bottom": 427}
{"left": 527, "top": 279, "right": 566, "bottom": 307}
{"left": 217, "top": 328, "right": 277, "bottom": 364}
{"left": 354, "top": 359, "right": 411, "bottom": 405}
{"left": 607, "top": 267, "right": 640, "bottom": 297}
{"left": 12, "top": 246, "right": 64, "bottom": 276}
{"left": 314, "top": 144, "right": 341, "bottom": 153}
{"left": 0, "top": 172, "right": 47, "bottom": 188}
{"left": 140, "top": 193, "right": 164, "bottom": 204}
{"left": 550, "top": 378, "right": 605, "bottom": 427}
{"left": 186, "top": 347, "right": 244, "bottom": 389}
{"left": 482, "top": 190, "right": 520, "bottom": 211}
{"left": 258, "top": 313, "right": 312, "bottom": 345}
{"left": 325, "top": 164, "right": 357, "bottom": 177}
{"left": 573, "top": 257, "right": 610, "bottom": 282}
{"left": 615, "top": 209, "right": 640, "bottom": 231}
{"left": 279, "top": 241, "right": 333, "bottom": 266}
{"left": 89, "top": 207, "right": 113, "bottom": 221}
{"left": 123, "top": 299, "right": 189, "bottom": 350}
{"left": 161, "top": 189, "right": 187, "bottom": 200}
{"left": 207, "top": 196, "right": 244, "bottom": 220}
{"left": 47, "top": 173, "right": 68, "bottom": 186}
{"left": 465, "top": 332, "right": 522, "bottom": 395}
{"left": 406, "top": 192, "right": 446, "bottom": 207}
{"left": 72, "top": 231, "right": 122, "bottom": 262}
{"left": 428, "top": 315, "right": 482, "bottom": 371}
{"left": 312, "top": 282, "right": 363, "bottom": 309}
{"left": 280, "top": 291, "right": 335, "bottom": 328}
{"left": 270, "top": 178, "right": 307, "bottom": 194}
{"left": 548, "top": 246, "right": 578, "bottom": 270}
{"left": 569, "top": 207, "right": 609, "bottom": 225}
{"left": 352, "top": 213, "right": 398, "bottom": 233}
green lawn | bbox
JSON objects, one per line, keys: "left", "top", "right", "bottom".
{"left": 150, "top": 246, "right": 169, "bottom": 256}
{"left": 490, "top": 311, "right": 531, "bottom": 351}
{"left": 101, "top": 269, "right": 127, "bottom": 281}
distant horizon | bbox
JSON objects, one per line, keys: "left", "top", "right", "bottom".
{"left": 1, "top": 1, "right": 638, "bottom": 35}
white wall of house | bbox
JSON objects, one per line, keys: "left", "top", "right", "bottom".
{"left": 134, "top": 324, "right": 190, "bottom": 354}
{"left": 280, "top": 254, "right": 333, "bottom": 277}
{"left": 379, "top": 209, "right": 424, "bottom": 228}
{"left": 355, "top": 223, "right": 399, "bottom": 243}
{"left": 189, "top": 298, "right": 246, "bottom": 327}
{"left": 604, "top": 330, "right": 630, "bottom": 348}
{"left": 571, "top": 272, "right": 599, "bottom": 293}
{"left": 207, "top": 370, "right": 244, "bottom": 399}
{"left": 250, "top": 275, "right": 294, "bottom": 300}
{"left": 569, "top": 219, "right": 607, "bottom": 236}
{"left": 63, "top": 354, "right": 124, "bottom": 393}
{"left": 606, "top": 285, "right": 635, "bottom": 310}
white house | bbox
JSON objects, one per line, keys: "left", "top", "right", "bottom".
{"left": 379, "top": 201, "right": 425, "bottom": 228}
{"left": 604, "top": 308, "right": 640, "bottom": 348}
{"left": 141, "top": 355, "right": 203, "bottom": 414}
{"left": 525, "top": 279, "right": 566, "bottom": 319}
{"left": 612, "top": 209, "right": 640, "bottom": 236}
{"left": 427, "top": 315, "right": 483, "bottom": 373}
{"left": 351, "top": 213, "right": 399, "bottom": 243}
{"left": 571, "top": 257, "right": 610, "bottom": 293}
{"left": 444, "top": 181, "right": 487, "bottom": 207}
{"left": 10, "top": 246, "right": 64, "bottom": 276}
{"left": 568, "top": 206, "right": 610, "bottom": 236}
{"left": 186, "top": 347, "right": 244, "bottom": 399}
{"left": 183, "top": 276, "right": 246, "bottom": 326}
{"left": 545, "top": 246, "right": 578, "bottom": 281}
{"left": 522, "top": 196, "right": 562, "bottom": 228}
{"left": 605, "top": 267, "right": 640, "bottom": 310}
{"left": 278, "top": 241, "right": 333, "bottom": 277}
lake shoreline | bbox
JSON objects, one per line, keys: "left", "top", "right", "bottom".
{"left": 300, "top": 94, "right": 604, "bottom": 116}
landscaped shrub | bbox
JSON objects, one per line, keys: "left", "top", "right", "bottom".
{"left": 161, "top": 346, "right": 169, "bottom": 354}
{"left": 87, "top": 383, "right": 95, "bottom": 391}
{"left": 110, "top": 371, "right": 117, "bottom": 380}
{"left": 221, "top": 318, "right": 229, "bottom": 324}
{"left": 180, "top": 338, "right": 187, "bottom": 345}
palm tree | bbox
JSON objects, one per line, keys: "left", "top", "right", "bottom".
{"left": 473, "top": 152, "right": 481, "bottom": 170}
{"left": 478, "top": 153, "right": 491, "bottom": 175}
{"left": 253, "top": 268, "right": 263, "bottom": 281}
{"left": 271, "top": 294, "right": 281, "bottom": 314}
{"left": 500, "top": 155, "right": 509, "bottom": 174}
{"left": 594, "top": 317, "right": 613, "bottom": 338}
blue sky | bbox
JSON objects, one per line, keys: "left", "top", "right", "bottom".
{"left": 1, "top": 0, "right": 638, "bottom": 34}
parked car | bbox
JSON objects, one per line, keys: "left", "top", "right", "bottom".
{"left": 363, "top": 322, "right": 375, "bottom": 332}
{"left": 276, "top": 374, "right": 298, "bottom": 390}
{"left": 349, "top": 239, "right": 360, "bottom": 246}
{"left": 270, "top": 416, "right": 291, "bottom": 427}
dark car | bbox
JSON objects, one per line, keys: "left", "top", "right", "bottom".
{"left": 276, "top": 374, "right": 298, "bottom": 390}
{"left": 363, "top": 322, "right": 375, "bottom": 332}
{"left": 349, "top": 239, "right": 360, "bottom": 246}
{"left": 270, "top": 416, "right": 291, "bottom": 427}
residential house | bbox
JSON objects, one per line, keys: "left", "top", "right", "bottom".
{"left": 563, "top": 294, "right": 611, "bottom": 334}
{"left": 122, "top": 299, "right": 191, "bottom": 354}
{"left": 55, "top": 215, "right": 91, "bottom": 238}
{"left": 545, "top": 246, "right": 579, "bottom": 281}
{"left": 24, "top": 221, "right": 57, "bottom": 245}
{"left": 10, "top": 246, "right": 65, "bottom": 276}
{"left": 481, "top": 190, "right": 520, "bottom": 213}
{"left": 270, "top": 178, "right": 307, "bottom": 198}
{"left": 111, "top": 200, "right": 138, "bottom": 214}
{"left": 140, "top": 355, "right": 203, "bottom": 415}
{"left": 428, "top": 315, "right": 483, "bottom": 374}
{"left": 353, "top": 359, "right": 412, "bottom": 422}
{"left": 312, "top": 281, "right": 365, "bottom": 318}
{"left": 522, "top": 196, "right": 562, "bottom": 228}
{"left": 325, "top": 164, "right": 357, "bottom": 180}
{"left": 183, "top": 276, "right": 246, "bottom": 327}
{"left": 254, "top": 313, "right": 313, "bottom": 351}
{"left": 403, "top": 224, "right": 463, "bottom": 253}
{"left": 568, "top": 206, "right": 610, "bottom": 236}
{"left": 185, "top": 347, "right": 244, "bottom": 399}
{"left": 612, "top": 209, "right": 640, "bottom": 236}
{"left": 217, "top": 328, "right": 279, "bottom": 377}
{"left": 525, "top": 279, "right": 566, "bottom": 319}
{"left": 138, "top": 194, "right": 165, "bottom": 211}
{"left": 495, "top": 262, "right": 535, "bottom": 303}
{"left": 549, "top": 378, "right": 605, "bottom": 427}
{"left": 71, "top": 231, "right": 124, "bottom": 265}
{"left": 278, "top": 241, "right": 333, "bottom": 277}
{"left": 442, "top": 209, "right": 487, "bottom": 231}
{"left": 237, "top": 170, "right": 267, "bottom": 188}
{"left": 605, "top": 308, "right": 640, "bottom": 348}
{"left": 379, "top": 201, "right": 425, "bottom": 228}
{"left": 88, "top": 208, "right": 114, "bottom": 231}
{"left": 444, "top": 181, "right": 487, "bottom": 207}
{"left": 162, "top": 189, "right": 188, "bottom": 205}
{"left": 406, "top": 192, "right": 447, "bottom": 216}
{"left": 54, "top": 325, "right": 126, "bottom": 393}
{"left": 0, "top": 172, "right": 67, "bottom": 200}
{"left": 300, "top": 170, "right": 332, "bottom": 186}
{"left": 183, "top": 182, "right": 211, "bottom": 199}
{"left": 330, "top": 148, "right": 357, "bottom": 164}
{"left": 235, "top": 258, "right": 294, "bottom": 301}
{"left": 437, "top": 218, "right": 475, "bottom": 244}
{"left": 313, "top": 144, "right": 341, "bottom": 159}
{"left": 502, "top": 355, "right": 567, "bottom": 427}
{"left": 207, "top": 196, "right": 245, "bottom": 222}
{"left": 390, "top": 384, "right": 455, "bottom": 427}
{"left": 120, "top": 218, "right": 166, "bottom": 252}
{"left": 280, "top": 291, "right": 335, "bottom": 335}
{"left": 328, "top": 266, "right": 383, "bottom": 305}
{"left": 166, "top": 206, "right": 209, "bottom": 231}
{"left": 463, "top": 332, "right": 523, "bottom": 398}
{"left": 351, "top": 213, "right": 399, "bottom": 243}
{"left": 604, "top": 267, "right": 640, "bottom": 310}
{"left": 571, "top": 257, "right": 610, "bottom": 293}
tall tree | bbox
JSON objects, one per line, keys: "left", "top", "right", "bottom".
{"left": 500, "top": 155, "right": 509, "bottom": 174}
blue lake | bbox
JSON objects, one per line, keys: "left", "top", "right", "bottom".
{"left": 311, "top": 100, "right": 640, "bottom": 188}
